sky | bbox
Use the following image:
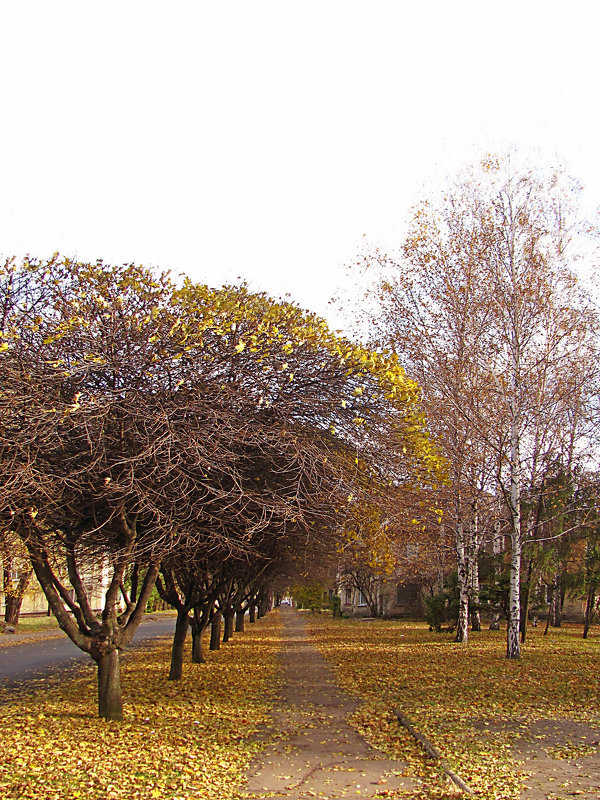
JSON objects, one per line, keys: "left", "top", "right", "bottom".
{"left": 0, "top": 1, "right": 599, "bottom": 326}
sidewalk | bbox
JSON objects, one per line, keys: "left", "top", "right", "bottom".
{"left": 240, "top": 608, "right": 418, "bottom": 799}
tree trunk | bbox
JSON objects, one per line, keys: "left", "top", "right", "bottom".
{"left": 506, "top": 416, "right": 522, "bottom": 658}
{"left": 506, "top": 527, "right": 522, "bottom": 659}
{"left": 489, "top": 611, "right": 501, "bottom": 631}
{"left": 469, "top": 569, "right": 481, "bottom": 632}
{"left": 258, "top": 592, "right": 270, "bottom": 617}
{"left": 96, "top": 649, "right": 123, "bottom": 721}
{"left": 583, "top": 585, "right": 596, "bottom": 639}
{"left": 520, "top": 581, "right": 530, "bottom": 644}
{"left": 3, "top": 567, "right": 33, "bottom": 626}
{"left": 549, "top": 577, "right": 562, "bottom": 627}
{"left": 21, "top": 527, "right": 160, "bottom": 721}
{"left": 519, "top": 559, "right": 533, "bottom": 644}
{"left": 248, "top": 603, "right": 256, "bottom": 623}
{"left": 506, "top": 309, "right": 523, "bottom": 661}
{"left": 235, "top": 609, "right": 245, "bottom": 633}
{"left": 168, "top": 609, "right": 190, "bottom": 681}
{"left": 489, "top": 527, "right": 501, "bottom": 631}
{"left": 191, "top": 626, "right": 205, "bottom": 663}
{"left": 191, "top": 605, "right": 210, "bottom": 663}
{"left": 223, "top": 609, "right": 235, "bottom": 642}
{"left": 543, "top": 592, "right": 551, "bottom": 636}
{"left": 455, "top": 524, "right": 469, "bottom": 644}
{"left": 468, "top": 506, "right": 481, "bottom": 632}
{"left": 4, "top": 595, "right": 24, "bottom": 626}
{"left": 210, "top": 613, "right": 221, "bottom": 651}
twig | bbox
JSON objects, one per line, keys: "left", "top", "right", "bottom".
{"left": 394, "top": 708, "right": 473, "bottom": 795}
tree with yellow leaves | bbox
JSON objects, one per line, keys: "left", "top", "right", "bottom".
{"left": 0, "top": 253, "right": 442, "bottom": 719}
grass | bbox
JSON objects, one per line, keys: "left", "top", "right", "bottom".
{"left": 306, "top": 616, "right": 600, "bottom": 800}
{"left": 3, "top": 615, "right": 62, "bottom": 634}
{"left": 0, "top": 614, "right": 65, "bottom": 648}
{"left": 0, "top": 609, "right": 177, "bottom": 640}
{"left": 0, "top": 613, "right": 282, "bottom": 800}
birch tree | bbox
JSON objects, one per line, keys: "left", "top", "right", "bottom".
{"left": 352, "top": 154, "right": 598, "bottom": 657}
{"left": 481, "top": 158, "right": 596, "bottom": 658}
{"left": 352, "top": 179, "right": 500, "bottom": 643}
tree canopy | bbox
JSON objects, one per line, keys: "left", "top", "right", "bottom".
{"left": 347, "top": 153, "right": 599, "bottom": 656}
{"left": 0, "top": 253, "right": 442, "bottom": 718}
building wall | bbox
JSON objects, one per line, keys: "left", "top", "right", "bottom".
{"left": 1, "top": 559, "right": 113, "bottom": 618}
{"left": 339, "top": 580, "right": 423, "bottom": 618}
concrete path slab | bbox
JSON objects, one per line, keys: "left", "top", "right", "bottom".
{"left": 240, "top": 608, "right": 418, "bottom": 799}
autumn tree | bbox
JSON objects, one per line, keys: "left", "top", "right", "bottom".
{"left": 1, "top": 530, "right": 33, "bottom": 626}
{"left": 475, "top": 158, "right": 596, "bottom": 658}
{"left": 0, "top": 258, "right": 317, "bottom": 715}
{"left": 171, "top": 279, "right": 445, "bottom": 611}
{"left": 581, "top": 528, "right": 600, "bottom": 639}
{"left": 337, "top": 499, "right": 395, "bottom": 617}
{"left": 555, "top": 473, "right": 600, "bottom": 638}
{"left": 335, "top": 476, "right": 443, "bottom": 617}
{"left": 346, "top": 173, "right": 503, "bottom": 642}
{"left": 0, "top": 256, "right": 216, "bottom": 718}
{"left": 350, "top": 154, "right": 598, "bottom": 657}
{"left": 0, "top": 254, "right": 442, "bottom": 718}
{"left": 155, "top": 549, "right": 223, "bottom": 680}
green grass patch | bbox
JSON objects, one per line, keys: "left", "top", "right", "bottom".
{"left": 6, "top": 615, "right": 62, "bottom": 634}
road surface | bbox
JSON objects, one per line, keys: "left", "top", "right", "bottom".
{"left": 0, "top": 615, "right": 175, "bottom": 694}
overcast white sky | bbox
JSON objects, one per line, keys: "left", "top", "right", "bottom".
{"left": 0, "top": 1, "right": 598, "bottom": 324}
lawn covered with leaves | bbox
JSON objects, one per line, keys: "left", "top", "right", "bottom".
{"left": 307, "top": 616, "right": 600, "bottom": 800}
{"left": 0, "top": 614, "right": 282, "bottom": 800}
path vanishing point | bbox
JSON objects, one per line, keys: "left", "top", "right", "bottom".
{"left": 240, "top": 607, "right": 419, "bottom": 800}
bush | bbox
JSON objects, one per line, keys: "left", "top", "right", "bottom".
{"left": 424, "top": 573, "right": 459, "bottom": 632}
{"left": 291, "top": 583, "right": 327, "bottom": 613}
{"left": 329, "top": 594, "right": 342, "bottom": 617}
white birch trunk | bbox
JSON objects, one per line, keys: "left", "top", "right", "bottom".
{"left": 469, "top": 503, "right": 481, "bottom": 632}
{"left": 506, "top": 395, "right": 522, "bottom": 659}
{"left": 455, "top": 521, "right": 469, "bottom": 643}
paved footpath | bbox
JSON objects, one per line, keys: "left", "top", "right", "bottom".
{"left": 240, "top": 608, "right": 418, "bottom": 800}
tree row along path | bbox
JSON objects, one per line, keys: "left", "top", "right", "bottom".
{"left": 240, "top": 607, "right": 419, "bottom": 799}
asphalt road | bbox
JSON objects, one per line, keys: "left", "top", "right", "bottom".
{"left": 0, "top": 615, "right": 176, "bottom": 693}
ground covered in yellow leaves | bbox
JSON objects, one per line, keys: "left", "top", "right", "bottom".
{"left": 0, "top": 614, "right": 282, "bottom": 800}
{"left": 2, "top": 613, "right": 599, "bottom": 800}
{"left": 307, "top": 616, "right": 600, "bottom": 800}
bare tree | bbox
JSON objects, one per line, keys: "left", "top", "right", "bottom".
{"left": 0, "top": 255, "right": 442, "bottom": 719}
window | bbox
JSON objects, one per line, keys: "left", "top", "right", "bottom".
{"left": 396, "top": 583, "right": 415, "bottom": 606}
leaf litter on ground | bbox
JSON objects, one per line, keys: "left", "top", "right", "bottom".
{"left": 306, "top": 616, "right": 600, "bottom": 800}
{"left": 0, "top": 614, "right": 282, "bottom": 800}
